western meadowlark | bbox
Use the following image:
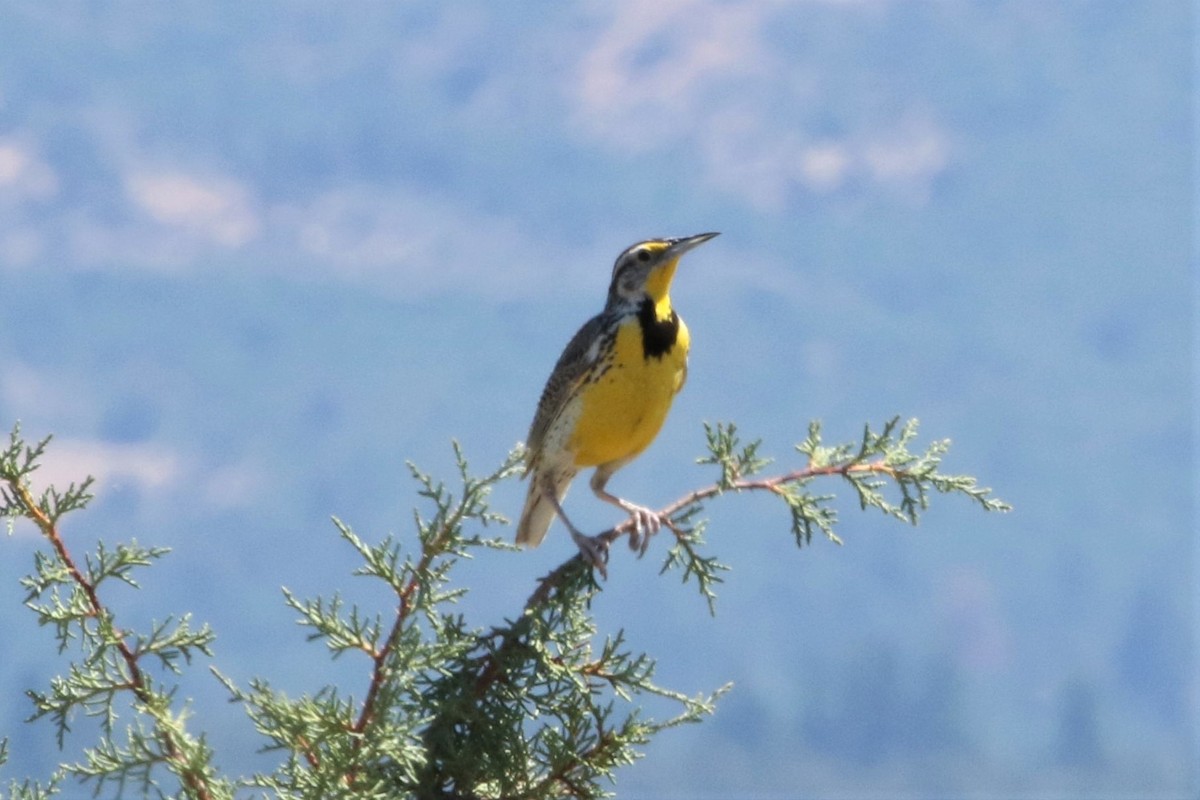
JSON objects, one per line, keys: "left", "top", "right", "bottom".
{"left": 517, "top": 232, "right": 719, "bottom": 575}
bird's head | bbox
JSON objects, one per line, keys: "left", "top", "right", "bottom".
{"left": 606, "top": 232, "right": 719, "bottom": 309}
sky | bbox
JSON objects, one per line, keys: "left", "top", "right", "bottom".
{"left": 0, "top": 2, "right": 1195, "bottom": 798}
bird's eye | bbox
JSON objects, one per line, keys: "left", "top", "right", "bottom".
{"left": 637, "top": 249, "right": 651, "bottom": 262}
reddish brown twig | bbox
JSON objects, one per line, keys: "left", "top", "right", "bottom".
{"left": 5, "top": 478, "right": 215, "bottom": 800}
{"left": 597, "top": 460, "right": 902, "bottom": 547}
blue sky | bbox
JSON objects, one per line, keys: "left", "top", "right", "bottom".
{"left": 0, "top": 2, "right": 1195, "bottom": 797}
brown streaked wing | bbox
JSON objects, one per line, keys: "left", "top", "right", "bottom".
{"left": 525, "top": 312, "right": 612, "bottom": 465}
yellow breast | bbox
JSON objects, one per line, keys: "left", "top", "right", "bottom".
{"left": 568, "top": 312, "right": 690, "bottom": 468}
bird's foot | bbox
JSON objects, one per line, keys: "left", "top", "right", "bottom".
{"left": 622, "top": 503, "right": 664, "bottom": 557}
{"left": 570, "top": 529, "right": 610, "bottom": 579}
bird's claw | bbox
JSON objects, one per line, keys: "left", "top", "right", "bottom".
{"left": 571, "top": 530, "right": 610, "bottom": 579}
{"left": 625, "top": 505, "right": 663, "bottom": 557}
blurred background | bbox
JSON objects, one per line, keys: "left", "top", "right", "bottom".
{"left": 0, "top": 2, "right": 1193, "bottom": 797}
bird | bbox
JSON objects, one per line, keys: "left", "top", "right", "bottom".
{"left": 517, "top": 232, "right": 719, "bottom": 576}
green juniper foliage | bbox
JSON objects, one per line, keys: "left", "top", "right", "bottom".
{"left": 1, "top": 419, "right": 1007, "bottom": 799}
{"left": 1, "top": 427, "right": 227, "bottom": 800}
{"left": 653, "top": 417, "right": 1008, "bottom": 613}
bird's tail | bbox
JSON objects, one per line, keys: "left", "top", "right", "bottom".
{"left": 516, "top": 470, "right": 573, "bottom": 548}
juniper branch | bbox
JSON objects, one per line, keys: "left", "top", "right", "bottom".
{"left": 540, "top": 417, "right": 1010, "bottom": 609}
{"left": 650, "top": 417, "right": 1004, "bottom": 535}
{"left": 1, "top": 427, "right": 222, "bottom": 800}
{"left": 6, "top": 416, "right": 1006, "bottom": 799}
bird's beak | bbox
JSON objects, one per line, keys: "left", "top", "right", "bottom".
{"left": 666, "top": 231, "right": 720, "bottom": 258}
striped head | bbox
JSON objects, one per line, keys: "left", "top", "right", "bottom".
{"left": 605, "top": 232, "right": 719, "bottom": 310}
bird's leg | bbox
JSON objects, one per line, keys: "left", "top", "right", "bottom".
{"left": 589, "top": 469, "right": 662, "bottom": 556}
{"left": 547, "top": 488, "right": 609, "bottom": 579}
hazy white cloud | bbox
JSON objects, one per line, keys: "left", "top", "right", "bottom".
{"left": 270, "top": 186, "right": 556, "bottom": 298}
{"left": 567, "top": 0, "right": 951, "bottom": 209}
{"left": 700, "top": 109, "right": 951, "bottom": 210}
{"left": 2, "top": 436, "right": 184, "bottom": 539}
{"left": 63, "top": 211, "right": 212, "bottom": 273}
{"left": 861, "top": 115, "right": 950, "bottom": 197}
{"left": 1, "top": 2, "right": 948, "bottom": 293}
{"left": 201, "top": 458, "right": 268, "bottom": 510}
{"left": 33, "top": 438, "right": 181, "bottom": 494}
{"left": 1, "top": 363, "right": 264, "bottom": 518}
{"left": 799, "top": 142, "right": 853, "bottom": 192}
{"left": 0, "top": 363, "right": 176, "bottom": 498}
{"left": 125, "top": 170, "right": 260, "bottom": 247}
{"left": 0, "top": 132, "right": 555, "bottom": 296}
{"left": 0, "top": 361, "right": 92, "bottom": 424}
{"left": 696, "top": 112, "right": 807, "bottom": 211}
{"left": 0, "top": 138, "right": 57, "bottom": 267}
{"left": 571, "top": 0, "right": 777, "bottom": 152}
{"left": 34, "top": 165, "right": 265, "bottom": 273}
{"left": 0, "top": 137, "right": 59, "bottom": 202}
